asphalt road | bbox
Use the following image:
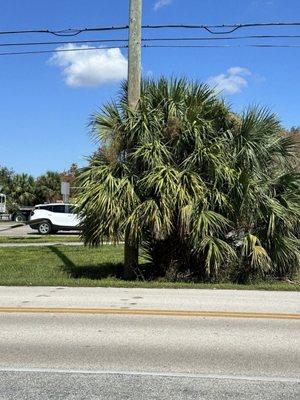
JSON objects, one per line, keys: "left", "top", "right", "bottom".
{"left": 0, "top": 288, "right": 299, "bottom": 399}
{"left": 0, "top": 222, "right": 79, "bottom": 237}
{"left": 1, "top": 370, "right": 299, "bottom": 400}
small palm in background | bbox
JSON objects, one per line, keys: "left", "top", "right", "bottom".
{"left": 35, "top": 171, "right": 61, "bottom": 204}
{"left": 10, "top": 173, "right": 36, "bottom": 206}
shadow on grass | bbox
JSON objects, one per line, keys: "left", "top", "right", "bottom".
{"left": 28, "top": 232, "right": 79, "bottom": 236}
{"left": 48, "top": 246, "right": 123, "bottom": 280}
{"left": 7, "top": 236, "right": 41, "bottom": 241}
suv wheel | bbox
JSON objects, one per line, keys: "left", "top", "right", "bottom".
{"left": 38, "top": 221, "right": 52, "bottom": 235}
{"left": 14, "top": 213, "right": 25, "bottom": 222}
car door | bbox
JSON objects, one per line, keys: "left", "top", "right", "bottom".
{"left": 51, "top": 204, "right": 69, "bottom": 227}
{"left": 65, "top": 204, "right": 80, "bottom": 228}
{"left": 37, "top": 205, "right": 54, "bottom": 222}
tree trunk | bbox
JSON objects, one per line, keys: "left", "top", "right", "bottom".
{"left": 124, "top": 230, "right": 139, "bottom": 280}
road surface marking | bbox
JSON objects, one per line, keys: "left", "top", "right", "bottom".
{"left": 0, "top": 367, "right": 299, "bottom": 383}
{"left": 0, "top": 307, "right": 299, "bottom": 319}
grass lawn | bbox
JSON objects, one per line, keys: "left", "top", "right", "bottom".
{"left": 0, "top": 245, "right": 299, "bottom": 290}
{"left": 0, "top": 235, "right": 82, "bottom": 244}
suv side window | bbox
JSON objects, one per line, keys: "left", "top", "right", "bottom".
{"left": 39, "top": 205, "right": 53, "bottom": 212}
{"left": 52, "top": 205, "right": 66, "bottom": 213}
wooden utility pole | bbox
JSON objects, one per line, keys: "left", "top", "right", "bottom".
{"left": 127, "top": 0, "right": 142, "bottom": 109}
{"left": 124, "top": 0, "right": 142, "bottom": 279}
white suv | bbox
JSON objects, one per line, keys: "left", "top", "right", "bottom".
{"left": 29, "top": 203, "right": 80, "bottom": 235}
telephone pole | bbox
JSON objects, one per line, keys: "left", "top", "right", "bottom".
{"left": 128, "top": 0, "right": 142, "bottom": 109}
{"left": 124, "top": 0, "right": 142, "bottom": 279}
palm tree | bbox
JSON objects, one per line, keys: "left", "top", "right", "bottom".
{"left": 227, "top": 108, "right": 300, "bottom": 280}
{"left": 0, "top": 166, "right": 14, "bottom": 195}
{"left": 35, "top": 171, "right": 61, "bottom": 204}
{"left": 10, "top": 173, "right": 36, "bottom": 206}
{"left": 76, "top": 78, "right": 300, "bottom": 282}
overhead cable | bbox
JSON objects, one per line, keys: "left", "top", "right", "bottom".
{"left": 1, "top": 34, "right": 300, "bottom": 48}
{"left": 1, "top": 43, "right": 300, "bottom": 56}
{"left": 0, "top": 22, "right": 300, "bottom": 36}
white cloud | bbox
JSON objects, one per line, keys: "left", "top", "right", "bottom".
{"left": 49, "top": 44, "right": 128, "bottom": 87}
{"left": 154, "top": 0, "right": 173, "bottom": 11}
{"left": 206, "top": 67, "right": 252, "bottom": 95}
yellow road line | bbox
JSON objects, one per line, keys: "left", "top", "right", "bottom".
{"left": 0, "top": 307, "right": 299, "bottom": 320}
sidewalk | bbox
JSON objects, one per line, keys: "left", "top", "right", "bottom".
{"left": 0, "top": 286, "right": 299, "bottom": 314}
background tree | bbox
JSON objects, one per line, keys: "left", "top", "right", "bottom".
{"left": 10, "top": 173, "right": 36, "bottom": 206}
{"left": 0, "top": 166, "right": 14, "bottom": 212}
{"left": 60, "top": 163, "right": 79, "bottom": 183}
{"left": 0, "top": 166, "right": 14, "bottom": 193}
{"left": 35, "top": 171, "right": 61, "bottom": 204}
{"left": 1, "top": 165, "right": 81, "bottom": 209}
{"left": 60, "top": 163, "right": 79, "bottom": 200}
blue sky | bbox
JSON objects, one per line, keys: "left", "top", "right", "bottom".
{"left": 0, "top": 0, "right": 299, "bottom": 176}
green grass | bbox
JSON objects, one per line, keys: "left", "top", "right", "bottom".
{"left": 0, "top": 235, "right": 82, "bottom": 243}
{"left": 0, "top": 245, "right": 299, "bottom": 290}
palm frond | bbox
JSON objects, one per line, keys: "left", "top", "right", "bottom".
{"left": 241, "top": 233, "right": 271, "bottom": 273}
{"left": 200, "top": 236, "right": 236, "bottom": 276}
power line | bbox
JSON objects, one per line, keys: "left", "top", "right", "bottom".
{"left": 0, "top": 22, "right": 300, "bottom": 36}
{"left": 0, "top": 27, "right": 129, "bottom": 37}
{"left": 142, "top": 22, "right": 300, "bottom": 34}
{"left": 147, "top": 34, "right": 300, "bottom": 41}
{"left": 0, "top": 45, "right": 128, "bottom": 56}
{"left": 1, "top": 34, "right": 300, "bottom": 48}
{"left": 145, "top": 44, "right": 300, "bottom": 48}
{"left": 1, "top": 43, "right": 300, "bottom": 57}
{"left": 0, "top": 38, "right": 128, "bottom": 47}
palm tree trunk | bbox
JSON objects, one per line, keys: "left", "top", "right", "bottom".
{"left": 124, "top": 230, "right": 138, "bottom": 280}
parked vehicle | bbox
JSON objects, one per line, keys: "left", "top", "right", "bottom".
{"left": 0, "top": 194, "right": 9, "bottom": 220}
{"left": 0, "top": 194, "right": 6, "bottom": 214}
{"left": 29, "top": 203, "right": 80, "bottom": 234}
{"left": 12, "top": 206, "right": 34, "bottom": 222}
{"left": 0, "top": 194, "right": 34, "bottom": 222}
